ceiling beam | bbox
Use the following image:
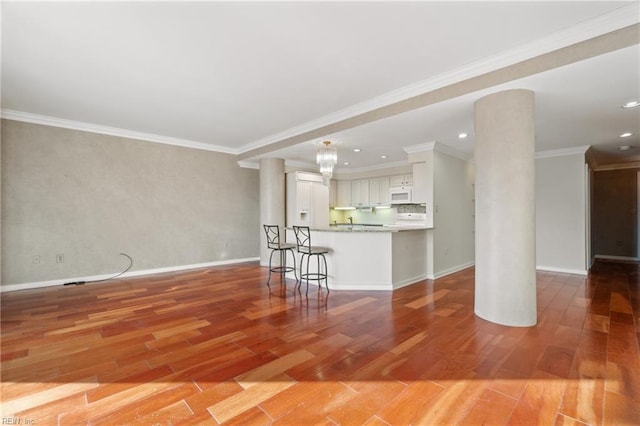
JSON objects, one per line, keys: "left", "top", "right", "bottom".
{"left": 237, "top": 23, "right": 640, "bottom": 163}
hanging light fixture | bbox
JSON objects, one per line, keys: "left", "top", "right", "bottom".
{"left": 316, "top": 140, "right": 337, "bottom": 184}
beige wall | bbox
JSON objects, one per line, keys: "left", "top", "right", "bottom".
{"left": 535, "top": 153, "right": 587, "bottom": 273}
{"left": 1, "top": 119, "right": 260, "bottom": 286}
{"left": 0, "top": 123, "right": 2, "bottom": 284}
{"left": 592, "top": 167, "right": 639, "bottom": 259}
{"left": 433, "top": 151, "right": 475, "bottom": 277}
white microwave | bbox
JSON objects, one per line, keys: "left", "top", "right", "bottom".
{"left": 389, "top": 187, "right": 412, "bottom": 204}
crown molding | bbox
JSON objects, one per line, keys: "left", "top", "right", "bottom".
{"left": 237, "top": 160, "right": 260, "bottom": 169}
{"left": 585, "top": 147, "right": 599, "bottom": 170}
{"left": 592, "top": 161, "right": 640, "bottom": 171}
{"left": 335, "top": 160, "right": 409, "bottom": 175}
{"left": 535, "top": 145, "right": 591, "bottom": 159}
{"left": 537, "top": 145, "right": 640, "bottom": 171}
{"left": 237, "top": 159, "right": 316, "bottom": 170}
{"left": 404, "top": 141, "right": 472, "bottom": 161}
{"left": 244, "top": 157, "right": 412, "bottom": 175}
{"left": 237, "top": 3, "right": 639, "bottom": 155}
{"left": 584, "top": 145, "right": 639, "bottom": 171}
{"left": 1, "top": 109, "right": 239, "bottom": 155}
{"left": 403, "top": 141, "right": 436, "bottom": 154}
{"left": 405, "top": 143, "right": 592, "bottom": 162}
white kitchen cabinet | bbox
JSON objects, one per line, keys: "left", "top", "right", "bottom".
{"left": 369, "top": 176, "right": 390, "bottom": 206}
{"left": 286, "top": 172, "right": 329, "bottom": 228}
{"left": 329, "top": 179, "right": 337, "bottom": 207}
{"left": 351, "top": 179, "right": 370, "bottom": 207}
{"left": 336, "top": 180, "right": 352, "bottom": 207}
{"left": 296, "top": 180, "right": 312, "bottom": 214}
{"left": 390, "top": 174, "right": 413, "bottom": 188}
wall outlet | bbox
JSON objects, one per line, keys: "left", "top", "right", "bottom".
{"left": 33, "top": 255, "right": 40, "bottom": 264}
{"left": 56, "top": 254, "right": 64, "bottom": 263}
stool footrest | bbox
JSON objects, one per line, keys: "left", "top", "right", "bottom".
{"left": 270, "top": 266, "right": 296, "bottom": 274}
{"left": 299, "top": 272, "right": 327, "bottom": 281}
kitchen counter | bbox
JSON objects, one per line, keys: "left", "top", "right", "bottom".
{"left": 285, "top": 226, "right": 430, "bottom": 291}
{"left": 290, "top": 224, "right": 431, "bottom": 233}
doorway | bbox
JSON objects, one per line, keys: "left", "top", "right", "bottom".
{"left": 590, "top": 168, "right": 640, "bottom": 262}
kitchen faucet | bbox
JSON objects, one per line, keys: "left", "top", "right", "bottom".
{"left": 348, "top": 216, "right": 353, "bottom": 224}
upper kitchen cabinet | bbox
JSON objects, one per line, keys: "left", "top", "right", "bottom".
{"left": 369, "top": 176, "right": 390, "bottom": 206}
{"left": 336, "top": 180, "right": 352, "bottom": 207}
{"left": 286, "top": 172, "right": 329, "bottom": 228}
{"left": 390, "top": 174, "right": 413, "bottom": 188}
{"left": 351, "top": 179, "right": 370, "bottom": 207}
{"left": 329, "top": 179, "right": 337, "bottom": 207}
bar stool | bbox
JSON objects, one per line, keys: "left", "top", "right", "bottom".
{"left": 292, "top": 226, "right": 330, "bottom": 295}
{"left": 263, "top": 225, "right": 297, "bottom": 288}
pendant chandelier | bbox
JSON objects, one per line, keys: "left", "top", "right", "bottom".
{"left": 316, "top": 140, "right": 337, "bottom": 184}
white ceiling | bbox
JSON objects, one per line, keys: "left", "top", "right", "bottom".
{"left": 2, "top": 1, "right": 639, "bottom": 173}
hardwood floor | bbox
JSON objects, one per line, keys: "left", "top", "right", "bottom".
{"left": 1, "top": 260, "right": 638, "bottom": 425}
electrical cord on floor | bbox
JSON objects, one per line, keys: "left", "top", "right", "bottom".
{"left": 63, "top": 253, "right": 133, "bottom": 286}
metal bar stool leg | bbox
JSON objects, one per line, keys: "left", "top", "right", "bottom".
{"left": 322, "top": 253, "right": 329, "bottom": 293}
{"left": 316, "top": 254, "right": 322, "bottom": 293}
{"left": 288, "top": 249, "right": 298, "bottom": 282}
{"left": 297, "top": 253, "right": 305, "bottom": 291}
{"left": 306, "top": 254, "right": 311, "bottom": 296}
{"left": 266, "top": 249, "right": 276, "bottom": 288}
{"left": 279, "top": 249, "right": 286, "bottom": 281}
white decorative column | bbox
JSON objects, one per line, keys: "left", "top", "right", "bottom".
{"left": 474, "top": 89, "right": 537, "bottom": 327}
{"left": 259, "top": 158, "right": 286, "bottom": 266}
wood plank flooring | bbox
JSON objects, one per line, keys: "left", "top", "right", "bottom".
{"left": 1, "top": 259, "right": 638, "bottom": 425}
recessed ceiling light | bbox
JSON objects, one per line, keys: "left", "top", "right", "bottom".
{"left": 458, "top": 133, "right": 468, "bottom": 139}
{"left": 353, "top": 148, "right": 361, "bottom": 152}
{"left": 343, "top": 161, "right": 350, "bottom": 165}
{"left": 380, "top": 155, "right": 388, "bottom": 159}
{"left": 619, "top": 132, "right": 633, "bottom": 138}
{"left": 622, "top": 101, "right": 640, "bottom": 108}
{"left": 618, "top": 145, "right": 632, "bottom": 151}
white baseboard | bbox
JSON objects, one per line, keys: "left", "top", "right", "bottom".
{"left": 6, "top": 257, "right": 600, "bottom": 293}
{"left": 0, "top": 257, "right": 260, "bottom": 293}
{"left": 393, "top": 274, "right": 430, "bottom": 290}
{"left": 433, "top": 261, "right": 475, "bottom": 280}
{"left": 291, "top": 279, "right": 392, "bottom": 291}
{"left": 296, "top": 276, "right": 429, "bottom": 291}
{"left": 594, "top": 255, "right": 639, "bottom": 262}
{"left": 536, "top": 265, "right": 588, "bottom": 275}
{"left": 328, "top": 283, "right": 393, "bottom": 291}
{"left": 432, "top": 262, "right": 589, "bottom": 278}
{"left": 295, "top": 272, "right": 431, "bottom": 291}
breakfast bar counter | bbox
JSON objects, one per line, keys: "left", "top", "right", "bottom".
{"left": 286, "top": 226, "right": 431, "bottom": 291}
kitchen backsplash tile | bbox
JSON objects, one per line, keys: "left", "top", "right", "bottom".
{"left": 330, "top": 204, "right": 425, "bottom": 225}
{"left": 330, "top": 208, "right": 395, "bottom": 225}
